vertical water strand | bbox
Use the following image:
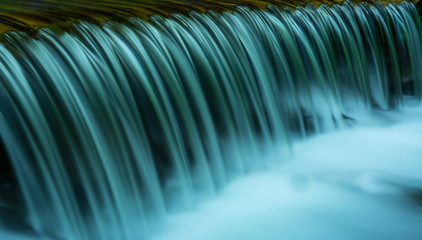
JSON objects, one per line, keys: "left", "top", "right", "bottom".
{"left": 186, "top": 11, "right": 253, "bottom": 177}
{"left": 401, "top": 1, "right": 422, "bottom": 99}
{"left": 62, "top": 26, "right": 166, "bottom": 236}
{"left": 390, "top": 3, "right": 422, "bottom": 99}
{"left": 149, "top": 15, "right": 227, "bottom": 192}
{"left": 387, "top": 4, "right": 412, "bottom": 100}
{"left": 178, "top": 10, "right": 265, "bottom": 180}
{"left": 0, "top": 37, "right": 86, "bottom": 239}
{"left": 370, "top": 3, "right": 393, "bottom": 109}
{"left": 140, "top": 17, "right": 218, "bottom": 202}
{"left": 265, "top": 7, "right": 308, "bottom": 138}
{"left": 373, "top": 3, "right": 403, "bottom": 108}
{"left": 386, "top": 3, "right": 409, "bottom": 108}
{"left": 221, "top": 9, "right": 275, "bottom": 152}
{"left": 342, "top": 3, "right": 372, "bottom": 107}
{"left": 27, "top": 32, "right": 137, "bottom": 240}
{"left": 399, "top": 2, "right": 422, "bottom": 99}
{"left": 216, "top": 10, "right": 274, "bottom": 168}
{"left": 189, "top": 11, "right": 258, "bottom": 175}
{"left": 168, "top": 13, "right": 229, "bottom": 189}
{"left": 255, "top": 8, "right": 307, "bottom": 140}
{"left": 67, "top": 32, "right": 151, "bottom": 238}
{"left": 329, "top": 4, "right": 366, "bottom": 109}
{"left": 277, "top": 8, "right": 323, "bottom": 135}
{"left": 28, "top": 37, "right": 99, "bottom": 239}
{"left": 354, "top": 4, "right": 388, "bottom": 109}
{"left": 228, "top": 7, "right": 289, "bottom": 161}
{"left": 102, "top": 23, "right": 197, "bottom": 210}
{"left": 102, "top": 20, "right": 199, "bottom": 211}
{"left": 0, "top": 44, "right": 53, "bottom": 235}
{"left": 241, "top": 8, "right": 290, "bottom": 145}
{"left": 289, "top": 6, "right": 339, "bottom": 132}
{"left": 48, "top": 30, "right": 142, "bottom": 239}
{"left": 313, "top": 5, "right": 356, "bottom": 111}
{"left": 28, "top": 32, "right": 123, "bottom": 239}
{"left": 314, "top": 5, "right": 347, "bottom": 115}
{"left": 295, "top": 5, "right": 343, "bottom": 131}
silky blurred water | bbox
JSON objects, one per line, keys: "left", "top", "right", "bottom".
{"left": 0, "top": 1, "right": 421, "bottom": 239}
{"left": 151, "top": 103, "right": 422, "bottom": 240}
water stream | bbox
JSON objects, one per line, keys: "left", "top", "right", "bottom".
{"left": 0, "top": 1, "right": 421, "bottom": 239}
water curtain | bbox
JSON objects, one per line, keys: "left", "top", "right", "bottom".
{"left": 0, "top": 1, "right": 421, "bottom": 239}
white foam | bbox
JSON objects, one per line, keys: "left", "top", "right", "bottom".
{"left": 151, "top": 105, "right": 422, "bottom": 240}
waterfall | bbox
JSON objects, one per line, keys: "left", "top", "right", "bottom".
{"left": 0, "top": 1, "right": 421, "bottom": 239}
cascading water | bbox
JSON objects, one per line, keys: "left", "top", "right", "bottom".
{"left": 0, "top": 1, "right": 421, "bottom": 239}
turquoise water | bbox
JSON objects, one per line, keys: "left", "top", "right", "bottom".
{"left": 152, "top": 106, "right": 422, "bottom": 240}
{"left": 0, "top": 1, "right": 421, "bottom": 239}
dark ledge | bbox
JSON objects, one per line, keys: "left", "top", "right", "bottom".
{"left": 0, "top": 0, "right": 409, "bottom": 35}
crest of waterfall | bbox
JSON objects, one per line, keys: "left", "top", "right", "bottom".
{"left": 0, "top": 1, "right": 420, "bottom": 239}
